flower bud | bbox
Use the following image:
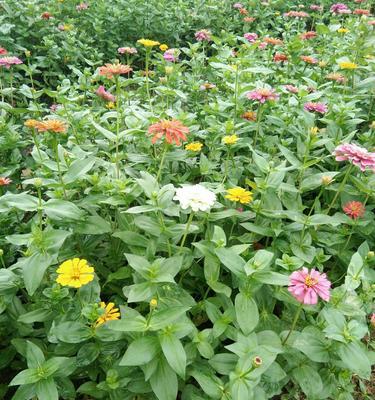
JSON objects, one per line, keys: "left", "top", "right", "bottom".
{"left": 34, "top": 178, "right": 43, "bottom": 188}
{"left": 252, "top": 356, "right": 262, "bottom": 368}
{"left": 150, "top": 298, "right": 158, "bottom": 308}
{"left": 25, "top": 50, "right": 31, "bottom": 57}
{"left": 310, "top": 127, "right": 319, "bottom": 136}
{"left": 367, "top": 251, "right": 374, "bottom": 259}
{"left": 321, "top": 176, "right": 333, "bottom": 186}
{"left": 0, "top": 249, "right": 3, "bottom": 257}
{"left": 165, "top": 66, "right": 173, "bottom": 75}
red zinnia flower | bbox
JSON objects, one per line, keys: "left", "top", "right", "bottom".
{"left": 41, "top": 12, "right": 52, "bottom": 19}
{"left": 300, "top": 31, "right": 317, "bottom": 40}
{"left": 0, "top": 47, "right": 7, "bottom": 55}
{"left": 0, "top": 177, "right": 12, "bottom": 186}
{"left": 148, "top": 119, "right": 189, "bottom": 146}
{"left": 343, "top": 201, "right": 365, "bottom": 219}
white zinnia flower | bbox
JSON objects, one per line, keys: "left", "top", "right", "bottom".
{"left": 173, "top": 184, "right": 216, "bottom": 212}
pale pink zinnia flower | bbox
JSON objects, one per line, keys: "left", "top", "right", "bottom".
{"left": 118, "top": 47, "right": 137, "bottom": 55}
{"left": 310, "top": 5, "right": 323, "bottom": 11}
{"left": 304, "top": 102, "right": 327, "bottom": 114}
{"left": 300, "top": 31, "right": 317, "bottom": 40}
{"left": 195, "top": 29, "right": 212, "bottom": 42}
{"left": 233, "top": 3, "right": 243, "bottom": 8}
{"left": 343, "top": 201, "right": 365, "bottom": 219}
{"left": 284, "top": 11, "right": 309, "bottom": 18}
{"left": 96, "top": 86, "right": 115, "bottom": 102}
{"left": 330, "top": 4, "right": 351, "bottom": 14}
{"left": 284, "top": 84, "right": 298, "bottom": 93}
{"left": 0, "top": 56, "right": 22, "bottom": 69}
{"left": 288, "top": 268, "right": 331, "bottom": 305}
{"left": 76, "top": 3, "right": 89, "bottom": 11}
{"left": 244, "top": 32, "right": 258, "bottom": 42}
{"left": 163, "top": 49, "right": 178, "bottom": 62}
{"left": 333, "top": 143, "right": 375, "bottom": 172}
{"left": 246, "top": 88, "right": 279, "bottom": 103}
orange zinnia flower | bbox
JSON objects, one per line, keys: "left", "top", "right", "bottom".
{"left": 264, "top": 37, "right": 283, "bottom": 46}
{"left": 148, "top": 119, "right": 189, "bottom": 146}
{"left": 99, "top": 63, "right": 133, "bottom": 79}
{"left": 36, "top": 119, "right": 67, "bottom": 133}
{"left": 24, "top": 119, "right": 43, "bottom": 129}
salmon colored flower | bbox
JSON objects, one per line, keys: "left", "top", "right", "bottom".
{"left": 148, "top": 119, "right": 189, "bottom": 146}
{"left": 96, "top": 85, "right": 115, "bottom": 102}
{"left": 24, "top": 119, "right": 43, "bottom": 129}
{"left": 99, "top": 63, "right": 133, "bottom": 79}
{"left": 35, "top": 119, "right": 67, "bottom": 133}
{"left": 284, "top": 84, "right": 298, "bottom": 93}
{"left": 273, "top": 53, "right": 288, "bottom": 62}
{"left": 288, "top": 268, "right": 331, "bottom": 305}
{"left": 263, "top": 37, "right": 283, "bottom": 46}
{"left": 239, "top": 8, "right": 248, "bottom": 15}
{"left": 244, "top": 17, "right": 256, "bottom": 23}
{"left": 300, "top": 31, "right": 317, "bottom": 40}
{"left": 284, "top": 11, "right": 309, "bottom": 18}
{"left": 343, "top": 201, "right": 365, "bottom": 219}
{"left": 0, "top": 177, "right": 12, "bottom": 186}
{"left": 225, "top": 187, "right": 253, "bottom": 204}
{"left": 242, "top": 111, "right": 257, "bottom": 121}
{"left": 0, "top": 48, "right": 7, "bottom": 55}
{"left": 95, "top": 302, "right": 120, "bottom": 327}
{"left": 301, "top": 55, "right": 318, "bottom": 64}
{"left": 56, "top": 258, "right": 95, "bottom": 288}
{"left": 353, "top": 9, "right": 370, "bottom": 16}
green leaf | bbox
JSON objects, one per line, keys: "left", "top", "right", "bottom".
{"left": 77, "top": 343, "right": 100, "bottom": 367}
{"left": 35, "top": 377, "right": 58, "bottom": 400}
{"left": 244, "top": 250, "right": 274, "bottom": 275}
{"left": 231, "top": 378, "right": 252, "bottom": 400}
{"left": 120, "top": 336, "right": 159, "bottom": 366}
{"left": 337, "top": 341, "right": 371, "bottom": 379}
{"left": 52, "top": 322, "right": 92, "bottom": 343}
{"left": 18, "top": 309, "right": 53, "bottom": 324}
{"left": 190, "top": 370, "right": 222, "bottom": 399}
{"left": 159, "top": 333, "right": 186, "bottom": 378}
{"left": 291, "top": 328, "right": 329, "bottom": 363}
{"left": 292, "top": 365, "right": 323, "bottom": 398}
{"left": 26, "top": 341, "right": 45, "bottom": 369}
{"left": 113, "top": 231, "right": 149, "bottom": 247}
{"left": 253, "top": 271, "right": 289, "bottom": 286}
{"left": 63, "top": 157, "right": 96, "bottom": 184}
{"left": 91, "top": 120, "right": 116, "bottom": 141}
{"left": 215, "top": 247, "right": 245, "bottom": 277}
{"left": 22, "top": 253, "right": 54, "bottom": 296}
{"left": 149, "top": 306, "right": 190, "bottom": 330}
{"left": 235, "top": 293, "right": 259, "bottom": 335}
{"left": 107, "top": 315, "right": 147, "bottom": 332}
{"left": 75, "top": 215, "right": 112, "bottom": 235}
{"left": 125, "top": 253, "right": 150, "bottom": 273}
{"left": 0, "top": 192, "right": 38, "bottom": 212}
{"left": 44, "top": 199, "right": 85, "bottom": 221}
{"left": 10, "top": 369, "right": 41, "bottom": 385}
{"left": 150, "top": 357, "right": 178, "bottom": 400}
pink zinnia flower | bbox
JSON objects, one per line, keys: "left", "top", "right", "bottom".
{"left": 330, "top": 3, "right": 351, "bottom": 14}
{"left": 163, "top": 49, "right": 178, "bottom": 62}
{"left": 244, "top": 32, "right": 258, "bottom": 42}
{"left": 76, "top": 3, "right": 89, "bottom": 11}
{"left": 304, "top": 102, "right": 327, "bottom": 114}
{"left": 233, "top": 3, "right": 243, "bottom": 8}
{"left": 368, "top": 20, "right": 375, "bottom": 26}
{"left": 118, "top": 47, "right": 137, "bottom": 55}
{"left": 288, "top": 268, "right": 331, "bottom": 305}
{"left": 310, "top": 5, "right": 323, "bottom": 11}
{"left": 284, "top": 11, "right": 309, "bottom": 18}
{"left": 0, "top": 47, "right": 7, "bottom": 55}
{"left": 300, "top": 31, "right": 317, "bottom": 40}
{"left": 343, "top": 201, "right": 365, "bottom": 219}
{"left": 50, "top": 103, "right": 59, "bottom": 112}
{"left": 246, "top": 88, "right": 279, "bottom": 103}
{"left": 0, "top": 56, "right": 22, "bottom": 69}
{"left": 148, "top": 119, "right": 189, "bottom": 146}
{"left": 96, "top": 86, "right": 116, "bottom": 102}
{"left": 333, "top": 143, "right": 375, "bottom": 172}
{"left": 195, "top": 30, "right": 212, "bottom": 42}
{"left": 284, "top": 84, "right": 298, "bottom": 93}
{"left": 301, "top": 55, "right": 318, "bottom": 64}
{"left": 0, "top": 177, "right": 12, "bottom": 186}
{"left": 258, "top": 42, "right": 268, "bottom": 50}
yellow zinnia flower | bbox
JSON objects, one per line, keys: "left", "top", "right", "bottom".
{"left": 338, "top": 61, "right": 358, "bottom": 70}
{"left": 337, "top": 28, "right": 349, "bottom": 34}
{"left": 222, "top": 134, "right": 239, "bottom": 145}
{"left": 185, "top": 142, "right": 203, "bottom": 152}
{"left": 310, "top": 127, "right": 319, "bottom": 136}
{"left": 56, "top": 258, "right": 94, "bottom": 288}
{"left": 95, "top": 302, "right": 120, "bottom": 327}
{"left": 106, "top": 101, "right": 115, "bottom": 109}
{"left": 137, "top": 39, "right": 160, "bottom": 47}
{"left": 159, "top": 44, "right": 168, "bottom": 51}
{"left": 225, "top": 187, "right": 253, "bottom": 204}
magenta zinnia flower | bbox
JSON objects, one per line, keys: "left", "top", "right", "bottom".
{"left": 330, "top": 3, "right": 351, "bottom": 14}
{"left": 333, "top": 143, "right": 375, "bottom": 172}
{"left": 0, "top": 56, "right": 23, "bottom": 69}
{"left": 163, "top": 49, "right": 178, "bottom": 62}
{"left": 244, "top": 32, "right": 258, "bottom": 42}
{"left": 246, "top": 88, "right": 279, "bottom": 103}
{"left": 304, "top": 102, "right": 327, "bottom": 114}
{"left": 195, "top": 30, "right": 212, "bottom": 42}
{"left": 96, "top": 86, "right": 116, "bottom": 102}
{"left": 288, "top": 268, "right": 331, "bottom": 305}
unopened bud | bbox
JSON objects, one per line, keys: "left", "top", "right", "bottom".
{"left": 310, "top": 127, "right": 319, "bottom": 136}
{"left": 367, "top": 251, "right": 374, "bottom": 259}
{"left": 150, "top": 298, "right": 158, "bottom": 308}
{"left": 34, "top": 178, "right": 43, "bottom": 188}
{"left": 321, "top": 176, "right": 333, "bottom": 186}
{"left": 252, "top": 356, "right": 262, "bottom": 368}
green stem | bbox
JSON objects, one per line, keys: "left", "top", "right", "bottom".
{"left": 9, "top": 70, "right": 14, "bottom": 106}
{"left": 299, "top": 187, "right": 323, "bottom": 245}
{"left": 253, "top": 104, "right": 263, "bottom": 148}
{"left": 0, "top": 255, "right": 5, "bottom": 268}
{"left": 37, "top": 186, "right": 43, "bottom": 231}
{"left": 115, "top": 76, "right": 121, "bottom": 179}
{"left": 326, "top": 164, "right": 353, "bottom": 215}
{"left": 145, "top": 49, "right": 152, "bottom": 111}
{"left": 53, "top": 136, "right": 67, "bottom": 198}
{"left": 179, "top": 212, "right": 195, "bottom": 251}
{"left": 282, "top": 303, "right": 303, "bottom": 345}
{"left": 233, "top": 65, "right": 240, "bottom": 122}
{"left": 156, "top": 144, "right": 168, "bottom": 182}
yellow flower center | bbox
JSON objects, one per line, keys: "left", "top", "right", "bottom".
{"left": 304, "top": 275, "right": 318, "bottom": 287}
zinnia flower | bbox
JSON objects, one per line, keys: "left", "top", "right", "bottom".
{"left": 96, "top": 85, "right": 115, "bottom": 102}
{"left": 337, "top": 27, "right": 350, "bottom": 33}
{"left": 244, "top": 32, "right": 258, "bottom": 42}
{"left": 263, "top": 37, "right": 283, "bottom": 45}
{"left": 330, "top": 3, "right": 351, "bottom": 14}
{"left": 284, "top": 84, "right": 298, "bottom": 94}
{"left": 163, "top": 49, "right": 178, "bottom": 62}
{"left": 24, "top": 119, "right": 42, "bottom": 129}
{"left": 195, "top": 29, "right": 212, "bottom": 42}
{"left": 326, "top": 73, "right": 346, "bottom": 83}
{"left": 95, "top": 302, "right": 120, "bottom": 326}
{"left": 56, "top": 258, "right": 95, "bottom": 288}
{"left": 0, "top": 177, "right": 12, "bottom": 186}
{"left": 0, "top": 48, "right": 7, "bottom": 55}
{"left": 35, "top": 119, "right": 67, "bottom": 133}
{"left": 310, "top": 5, "right": 323, "bottom": 11}
{"left": 225, "top": 187, "right": 253, "bottom": 204}
{"left": 338, "top": 61, "right": 358, "bottom": 70}
{"left": 343, "top": 201, "right": 365, "bottom": 219}
{"left": 98, "top": 63, "right": 133, "bottom": 79}
{"left": 41, "top": 12, "right": 52, "bottom": 19}
{"left": 185, "top": 142, "right": 203, "bottom": 152}
{"left": 76, "top": 3, "right": 89, "bottom": 11}
{"left": 353, "top": 9, "right": 370, "bottom": 16}
{"left": 159, "top": 44, "right": 168, "bottom": 51}
{"left": 288, "top": 268, "right": 331, "bottom": 305}
{"left": 137, "top": 39, "right": 160, "bottom": 47}
{"left": 233, "top": 3, "right": 243, "bottom": 9}
{"left": 174, "top": 184, "right": 216, "bottom": 212}
{"left": 200, "top": 82, "right": 216, "bottom": 91}
{"left": 273, "top": 53, "right": 288, "bottom": 62}
{"left": 0, "top": 56, "right": 22, "bottom": 68}
{"left": 244, "top": 17, "right": 256, "bottom": 23}
{"left": 304, "top": 102, "right": 328, "bottom": 114}
{"left": 301, "top": 55, "right": 318, "bottom": 64}
{"left": 333, "top": 143, "right": 375, "bottom": 171}
{"left": 241, "top": 111, "right": 257, "bottom": 121}
{"left": 118, "top": 47, "right": 137, "bottom": 55}
{"left": 222, "top": 134, "right": 239, "bottom": 145}
{"left": 148, "top": 119, "right": 189, "bottom": 146}
{"left": 284, "top": 11, "right": 309, "bottom": 18}
{"left": 246, "top": 88, "right": 279, "bottom": 103}
{"left": 300, "top": 31, "right": 317, "bottom": 40}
